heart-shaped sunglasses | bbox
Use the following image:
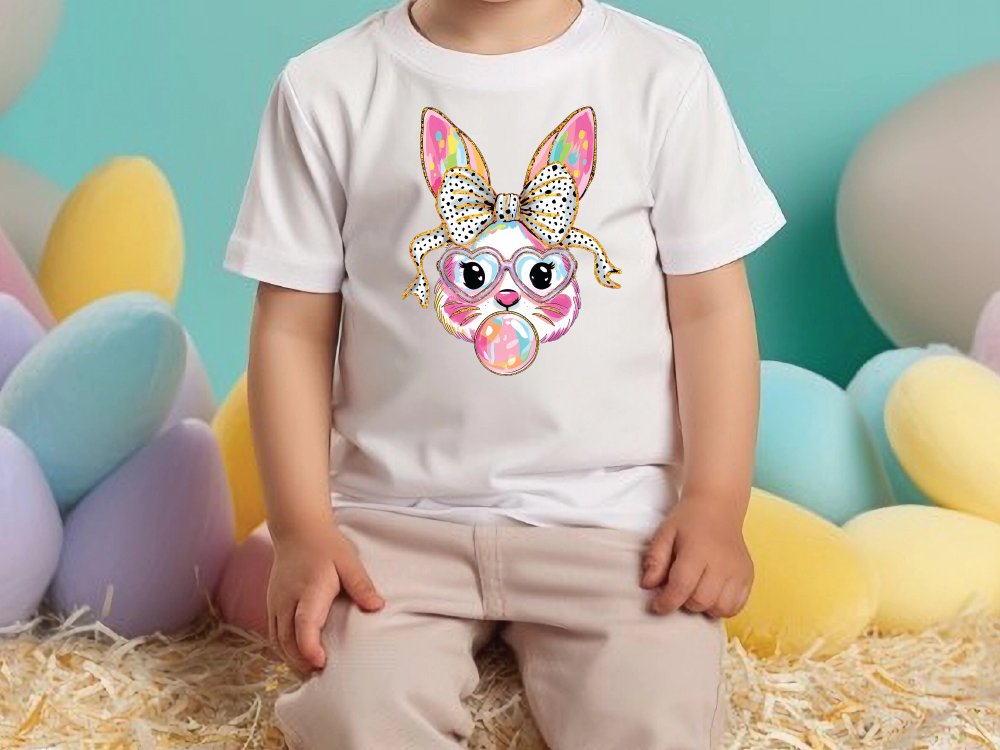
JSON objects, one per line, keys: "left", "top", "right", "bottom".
{"left": 436, "top": 245, "right": 578, "bottom": 304}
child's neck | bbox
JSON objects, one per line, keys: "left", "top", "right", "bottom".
{"left": 409, "top": 0, "right": 583, "bottom": 55}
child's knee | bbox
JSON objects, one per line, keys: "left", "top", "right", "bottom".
{"left": 274, "top": 651, "right": 473, "bottom": 749}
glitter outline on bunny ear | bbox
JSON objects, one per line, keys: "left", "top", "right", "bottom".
{"left": 522, "top": 106, "right": 620, "bottom": 290}
{"left": 523, "top": 106, "right": 597, "bottom": 200}
{"left": 406, "top": 108, "right": 492, "bottom": 307}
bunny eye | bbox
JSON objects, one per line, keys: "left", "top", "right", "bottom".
{"left": 451, "top": 254, "right": 499, "bottom": 293}
{"left": 529, "top": 262, "right": 554, "bottom": 290}
{"left": 515, "top": 254, "right": 569, "bottom": 293}
{"left": 459, "top": 261, "right": 486, "bottom": 290}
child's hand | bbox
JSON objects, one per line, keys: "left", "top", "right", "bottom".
{"left": 268, "top": 524, "right": 384, "bottom": 675}
{"left": 640, "top": 495, "right": 753, "bottom": 619}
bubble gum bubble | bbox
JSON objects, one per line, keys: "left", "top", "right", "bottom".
{"left": 474, "top": 312, "right": 538, "bottom": 375}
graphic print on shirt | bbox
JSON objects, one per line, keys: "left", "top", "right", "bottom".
{"left": 403, "top": 107, "right": 621, "bottom": 375}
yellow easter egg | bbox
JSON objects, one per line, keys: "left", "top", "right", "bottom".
{"left": 39, "top": 157, "right": 184, "bottom": 320}
{"left": 886, "top": 355, "right": 1000, "bottom": 523}
{"left": 212, "top": 373, "right": 266, "bottom": 542}
{"left": 845, "top": 505, "right": 1000, "bottom": 633}
{"left": 725, "top": 489, "right": 876, "bottom": 657}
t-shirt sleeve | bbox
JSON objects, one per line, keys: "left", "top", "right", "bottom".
{"left": 651, "top": 55, "right": 786, "bottom": 275}
{"left": 224, "top": 68, "right": 346, "bottom": 293}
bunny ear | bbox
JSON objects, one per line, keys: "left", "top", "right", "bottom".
{"left": 523, "top": 106, "right": 596, "bottom": 199}
{"left": 420, "top": 108, "right": 491, "bottom": 197}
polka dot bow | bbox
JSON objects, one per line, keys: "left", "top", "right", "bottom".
{"left": 437, "top": 163, "right": 578, "bottom": 248}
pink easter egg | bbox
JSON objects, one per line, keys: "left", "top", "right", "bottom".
{"left": 971, "top": 291, "right": 1000, "bottom": 376}
{"left": 216, "top": 521, "right": 274, "bottom": 637}
{"left": 474, "top": 312, "right": 539, "bottom": 375}
{"left": 0, "top": 223, "right": 55, "bottom": 328}
{"left": 0, "top": 294, "right": 44, "bottom": 389}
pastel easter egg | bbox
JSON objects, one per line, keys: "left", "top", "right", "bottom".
{"left": 0, "top": 292, "right": 186, "bottom": 510}
{"left": 162, "top": 331, "right": 216, "bottom": 429}
{"left": 38, "top": 157, "right": 184, "bottom": 320}
{"left": 755, "top": 361, "right": 892, "bottom": 524}
{"left": 51, "top": 420, "right": 236, "bottom": 637}
{"left": 0, "top": 223, "right": 55, "bottom": 327}
{"left": 0, "top": 0, "right": 62, "bottom": 115}
{"left": 212, "top": 373, "right": 265, "bottom": 542}
{"left": 846, "top": 345, "right": 957, "bottom": 507}
{"left": 886, "top": 355, "right": 1000, "bottom": 523}
{"left": 474, "top": 312, "right": 538, "bottom": 375}
{"left": 845, "top": 505, "right": 1000, "bottom": 632}
{"left": 972, "top": 291, "right": 1000, "bottom": 376}
{"left": 0, "top": 294, "right": 44, "bottom": 389}
{"left": 0, "top": 155, "right": 66, "bottom": 275}
{"left": 216, "top": 521, "right": 274, "bottom": 637}
{"left": 0, "top": 427, "right": 62, "bottom": 626}
{"left": 725, "top": 489, "right": 876, "bottom": 657}
{"left": 838, "top": 61, "right": 1000, "bottom": 350}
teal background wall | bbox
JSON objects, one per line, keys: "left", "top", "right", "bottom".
{"left": 1, "top": 1, "right": 999, "bottom": 397}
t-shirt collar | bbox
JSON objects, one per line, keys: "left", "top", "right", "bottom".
{"left": 380, "top": 0, "right": 607, "bottom": 88}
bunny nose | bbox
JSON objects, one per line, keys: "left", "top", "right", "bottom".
{"left": 495, "top": 289, "right": 520, "bottom": 309}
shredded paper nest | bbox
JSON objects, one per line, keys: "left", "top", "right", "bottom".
{"left": 2, "top": 611, "right": 1000, "bottom": 749}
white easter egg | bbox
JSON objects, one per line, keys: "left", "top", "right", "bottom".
{"left": 838, "top": 61, "right": 1000, "bottom": 349}
{"left": 0, "top": 0, "right": 63, "bottom": 114}
{"left": 0, "top": 426, "right": 62, "bottom": 626}
{"left": 0, "top": 155, "right": 66, "bottom": 274}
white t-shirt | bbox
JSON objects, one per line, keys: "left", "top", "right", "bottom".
{"left": 225, "top": 0, "right": 786, "bottom": 533}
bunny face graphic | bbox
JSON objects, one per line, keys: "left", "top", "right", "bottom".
{"left": 404, "top": 107, "right": 620, "bottom": 374}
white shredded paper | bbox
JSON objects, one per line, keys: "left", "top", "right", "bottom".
{"left": 1, "top": 610, "right": 999, "bottom": 749}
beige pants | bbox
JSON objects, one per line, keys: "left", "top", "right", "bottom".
{"left": 275, "top": 508, "right": 728, "bottom": 750}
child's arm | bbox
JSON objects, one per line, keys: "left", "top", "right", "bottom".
{"left": 640, "top": 259, "right": 757, "bottom": 619}
{"left": 248, "top": 283, "right": 384, "bottom": 674}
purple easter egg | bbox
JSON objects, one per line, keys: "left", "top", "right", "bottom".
{"left": 972, "top": 291, "right": 1000, "bottom": 376}
{"left": 51, "top": 419, "right": 236, "bottom": 637}
{"left": 0, "top": 294, "right": 44, "bottom": 389}
{"left": 216, "top": 521, "right": 273, "bottom": 637}
{"left": 0, "top": 223, "right": 54, "bottom": 328}
{"left": 0, "top": 427, "right": 62, "bottom": 626}
{"left": 162, "top": 332, "right": 216, "bottom": 429}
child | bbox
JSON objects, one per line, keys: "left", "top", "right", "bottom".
{"left": 225, "top": 0, "right": 785, "bottom": 746}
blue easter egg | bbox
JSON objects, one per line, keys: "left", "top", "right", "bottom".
{"left": 0, "top": 294, "right": 44, "bottom": 389}
{"left": 847, "top": 346, "right": 958, "bottom": 507}
{"left": 755, "top": 361, "right": 892, "bottom": 524}
{"left": 51, "top": 419, "right": 236, "bottom": 637}
{"left": 0, "top": 292, "right": 186, "bottom": 510}
{"left": 0, "top": 427, "right": 62, "bottom": 626}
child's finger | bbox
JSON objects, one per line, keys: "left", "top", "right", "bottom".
{"left": 653, "top": 557, "right": 706, "bottom": 614}
{"left": 641, "top": 524, "right": 676, "bottom": 589}
{"left": 706, "top": 578, "right": 741, "bottom": 619}
{"left": 295, "top": 587, "right": 334, "bottom": 669}
{"left": 276, "top": 608, "right": 310, "bottom": 675}
{"left": 338, "top": 555, "right": 385, "bottom": 612}
{"left": 684, "top": 570, "right": 724, "bottom": 614}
